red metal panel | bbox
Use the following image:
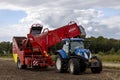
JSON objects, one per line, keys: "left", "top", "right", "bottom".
{"left": 25, "top": 57, "right": 31, "bottom": 66}
{"left": 47, "top": 23, "right": 81, "bottom": 48}
{"left": 65, "top": 23, "right": 81, "bottom": 38}
{"left": 27, "top": 23, "right": 82, "bottom": 53}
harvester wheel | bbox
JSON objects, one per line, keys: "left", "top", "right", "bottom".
{"left": 68, "top": 58, "right": 80, "bottom": 75}
{"left": 55, "top": 54, "right": 67, "bottom": 73}
{"left": 91, "top": 56, "right": 102, "bottom": 73}
{"left": 17, "top": 59, "right": 27, "bottom": 69}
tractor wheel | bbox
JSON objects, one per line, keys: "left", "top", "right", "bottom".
{"left": 91, "top": 56, "right": 102, "bottom": 73}
{"left": 68, "top": 58, "right": 80, "bottom": 75}
{"left": 17, "top": 59, "right": 27, "bottom": 69}
{"left": 80, "top": 62, "right": 86, "bottom": 72}
{"left": 55, "top": 54, "right": 67, "bottom": 73}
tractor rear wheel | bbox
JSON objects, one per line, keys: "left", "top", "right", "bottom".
{"left": 68, "top": 58, "right": 80, "bottom": 75}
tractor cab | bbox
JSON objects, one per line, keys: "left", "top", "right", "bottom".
{"left": 69, "top": 38, "right": 84, "bottom": 53}
{"left": 62, "top": 38, "right": 91, "bottom": 60}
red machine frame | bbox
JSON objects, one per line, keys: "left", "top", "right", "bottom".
{"left": 12, "top": 22, "right": 85, "bottom": 68}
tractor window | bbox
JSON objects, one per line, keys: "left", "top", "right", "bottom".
{"left": 63, "top": 44, "right": 69, "bottom": 53}
{"left": 70, "top": 40, "right": 84, "bottom": 52}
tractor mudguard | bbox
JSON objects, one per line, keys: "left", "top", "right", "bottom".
{"left": 56, "top": 50, "right": 67, "bottom": 59}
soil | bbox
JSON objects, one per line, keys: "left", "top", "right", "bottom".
{"left": 0, "top": 58, "right": 120, "bottom": 80}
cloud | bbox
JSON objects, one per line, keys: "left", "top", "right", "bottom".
{"left": 97, "top": 0, "right": 120, "bottom": 9}
{"left": 1, "top": 0, "right": 120, "bottom": 10}
{"left": 0, "top": 8, "right": 104, "bottom": 41}
{"left": 0, "top": 2, "right": 24, "bottom": 10}
{"left": 0, "top": 0, "right": 120, "bottom": 41}
{"left": 20, "top": 8, "right": 103, "bottom": 28}
{"left": 101, "top": 15, "right": 120, "bottom": 29}
{"left": 0, "top": 24, "right": 30, "bottom": 41}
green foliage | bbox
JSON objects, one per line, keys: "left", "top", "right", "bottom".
{"left": 86, "top": 36, "right": 120, "bottom": 54}
{"left": 48, "top": 41, "right": 64, "bottom": 55}
{"left": 106, "top": 48, "right": 116, "bottom": 55}
{"left": 0, "top": 41, "right": 12, "bottom": 56}
{"left": 97, "top": 51, "right": 104, "bottom": 56}
{"left": 0, "top": 54, "right": 13, "bottom": 58}
{"left": 116, "top": 49, "right": 120, "bottom": 54}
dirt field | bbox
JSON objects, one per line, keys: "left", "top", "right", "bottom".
{"left": 0, "top": 59, "right": 120, "bottom": 80}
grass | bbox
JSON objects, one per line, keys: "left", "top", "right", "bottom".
{"left": 94, "top": 54, "right": 120, "bottom": 63}
{"left": 0, "top": 54, "right": 13, "bottom": 58}
{"left": 51, "top": 53, "right": 120, "bottom": 63}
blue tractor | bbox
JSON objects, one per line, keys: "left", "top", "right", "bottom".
{"left": 55, "top": 38, "right": 102, "bottom": 75}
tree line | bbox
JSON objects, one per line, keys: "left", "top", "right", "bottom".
{"left": 0, "top": 41, "right": 12, "bottom": 55}
{"left": 86, "top": 36, "right": 120, "bottom": 54}
{"left": 0, "top": 36, "right": 120, "bottom": 56}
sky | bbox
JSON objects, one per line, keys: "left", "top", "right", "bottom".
{"left": 0, "top": 0, "right": 120, "bottom": 42}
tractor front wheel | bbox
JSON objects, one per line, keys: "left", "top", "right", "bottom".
{"left": 68, "top": 58, "right": 80, "bottom": 75}
{"left": 91, "top": 56, "right": 102, "bottom": 73}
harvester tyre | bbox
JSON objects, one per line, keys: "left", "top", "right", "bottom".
{"left": 68, "top": 58, "right": 80, "bottom": 75}
{"left": 17, "top": 59, "right": 27, "bottom": 69}
{"left": 55, "top": 54, "right": 67, "bottom": 73}
{"left": 91, "top": 56, "right": 102, "bottom": 73}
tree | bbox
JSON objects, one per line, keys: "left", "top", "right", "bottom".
{"left": 86, "top": 36, "right": 120, "bottom": 54}
{"left": 0, "top": 42, "right": 12, "bottom": 55}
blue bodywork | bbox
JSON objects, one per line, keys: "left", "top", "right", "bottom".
{"left": 56, "top": 50, "right": 67, "bottom": 59}
{"left": 74, "top": 48, "right": 91, "bottom": 60}
{"left": 56, "top": 38, "right": 91, "bottom": 59}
